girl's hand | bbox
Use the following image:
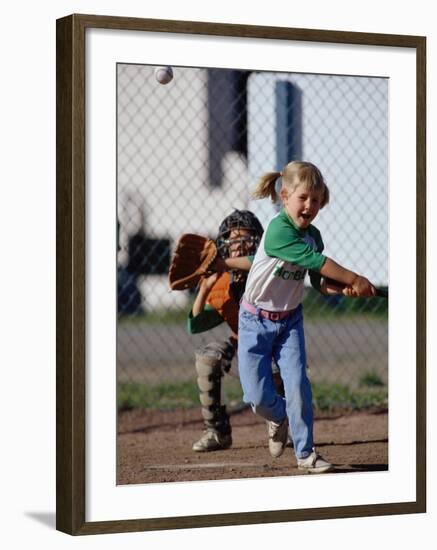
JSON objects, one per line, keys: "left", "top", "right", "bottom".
{"left": 342, "top": 286, "right": 357, "bottom": 297}
{"left": 351, "top": 276, "right": 377, "bottom": 297}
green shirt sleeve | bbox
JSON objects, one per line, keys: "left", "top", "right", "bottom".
{"left": 308, "top": 225, "right": 325, "bottom": 255}
{"left": 187, "top": 305, "right": 224, "bottom": 334}
{"left": 264, "top": 213, "right": 326, "bottom": 271}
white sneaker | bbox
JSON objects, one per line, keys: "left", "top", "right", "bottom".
{"left": 267, "top": 418, "right": 289, "bottom": 458}
{"left": 297, "top": 451, "right": 333, "bottom": 473}
{"left": 192, "top": 430, "right": 232, "bottom": 452}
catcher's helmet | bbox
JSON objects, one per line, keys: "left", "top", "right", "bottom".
{"left": 216, "top": 209, "right": 263, "bottom": 258}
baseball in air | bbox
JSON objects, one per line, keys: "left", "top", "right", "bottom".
{"left": 154, "top": 66, "right": 174, "bottom": 85}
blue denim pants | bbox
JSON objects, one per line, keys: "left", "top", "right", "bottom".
{"left": 237, "top": 304, "right": 314, "bottom": 459}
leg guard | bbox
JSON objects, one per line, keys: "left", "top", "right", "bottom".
{"left": 194, "top": 343, "right": 233, "bottom": 436}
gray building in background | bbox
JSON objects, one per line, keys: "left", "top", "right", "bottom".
{"left": 118, "top": 65, "right": 388, "bottom": 314}
{"left": 247, "top": 72, "right": 388, "bottom": 286}
{"left": 116, "top": 64, "right": 388, "bottom": 389}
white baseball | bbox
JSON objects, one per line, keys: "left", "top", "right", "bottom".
{"left": 154, "top": 66, "right": 173, "bottom": 85}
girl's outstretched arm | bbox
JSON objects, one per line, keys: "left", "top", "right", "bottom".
{"left": 320, "top": 258, "right": 376, "bottom": 297}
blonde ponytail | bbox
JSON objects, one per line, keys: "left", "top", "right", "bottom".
{"left": 252, "top": 171, "right": 281, "bottom": 203}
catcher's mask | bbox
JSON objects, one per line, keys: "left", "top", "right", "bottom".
{"left": 216, "top": 210, "right": 263, "bottom": 259}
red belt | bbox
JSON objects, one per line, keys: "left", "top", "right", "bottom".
{"left": 241, "top": 298, "right": 294, "bottom": 321}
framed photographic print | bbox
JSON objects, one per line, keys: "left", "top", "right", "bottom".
{"left": 56, "top": 14, "right": 426, "bottom": 535}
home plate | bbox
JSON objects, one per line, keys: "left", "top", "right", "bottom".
{"left": 146, "top": 462, "right": 264, "bottom": 470}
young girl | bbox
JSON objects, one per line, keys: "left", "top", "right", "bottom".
{"left": 238, "top": 161, "right": 376, "bottom": 473}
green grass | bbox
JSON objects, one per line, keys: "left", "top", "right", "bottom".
{"left": 118, "top": 379, "right": 387, "bottom": 413}
{"left": 118, "top": 288, "right": 388, "bottom": 326}
{"left": 302, "top": 288, "right": 389, "bottom": 320}
{"left": 312, "top": 382, "right": 387, "bottom": 412}
{"left": 359, "top": 370, "right": 385, "bottom": 388}
{"left": 118, "top": 379, "right": 244, "bottom": 411}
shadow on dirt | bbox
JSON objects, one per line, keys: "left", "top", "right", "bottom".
{"left": 333, "top": 463, "right": 388, "bottom": 473}
{"left": 318, "top": 438, "right": 388, "bottom": 447}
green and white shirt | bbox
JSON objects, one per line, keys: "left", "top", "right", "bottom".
{"left": 243, "top": 209, "right": 326, "bottom": 311}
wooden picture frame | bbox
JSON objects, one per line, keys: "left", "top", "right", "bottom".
{"left": 56, "top": 13, "right": 426, "bottom": 535}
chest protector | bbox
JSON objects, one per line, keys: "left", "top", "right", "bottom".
{"left": 206, "top": 272, "right": 239, "bottom": 334}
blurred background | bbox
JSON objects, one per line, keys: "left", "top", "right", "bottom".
{"left": 117, "top": 64, "right": 388, "bottom": 412}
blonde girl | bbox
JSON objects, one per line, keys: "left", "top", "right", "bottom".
{"left": 238, "top": 161, "right": 375, "bottom": 473}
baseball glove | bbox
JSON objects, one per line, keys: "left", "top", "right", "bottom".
{"left": 168, "top": 234, "right": 218, "bottom": 290}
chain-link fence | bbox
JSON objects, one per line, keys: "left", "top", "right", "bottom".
{"left": 117, "top": 64, "right": 388, "bottom": 401}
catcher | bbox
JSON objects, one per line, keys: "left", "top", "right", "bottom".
{"left": 183, "top": 210, "right": 284, "bottom": 452}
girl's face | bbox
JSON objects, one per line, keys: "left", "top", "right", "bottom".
{"left": 280, "top": 183, "right": 323, "bottom": 229}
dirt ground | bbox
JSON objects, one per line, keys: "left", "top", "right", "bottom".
{"left": 117, "top": 407, "right": 388, "bottom": 485}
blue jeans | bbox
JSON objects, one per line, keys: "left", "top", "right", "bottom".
{"left": 237, "top": 304, "right": 314, "bottom": 459}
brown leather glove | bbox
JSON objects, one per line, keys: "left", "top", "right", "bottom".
{"left": 168, "top": 234, "right": 218, "bottom": 290}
